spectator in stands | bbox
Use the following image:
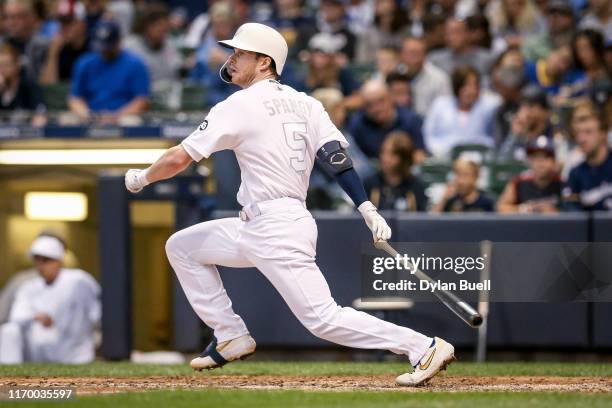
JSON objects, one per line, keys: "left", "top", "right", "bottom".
{"left": 428, "top": 17, "right": 494, "bottom": 78}
{"left": 524, "top": 44, "right": 585, "bottom": 97}
{"left": 563, "top": 109, "right": 612, "bottom": 210}
{"left": 124, "top": 3, "right": 181, "bottom": 87}
{"left": 84, "top": 0, "right": 108, "bottom": 41}
{"left": 499, "top": 86, "right": 553, "bottom": 160}
{"left": 421, "top": 13, "right": 446, "bottom": 51}
{"left": 364, "top": 131, "right": 427, "bottom": 211}
{"left": 69, "top": 20, "right": 149, "bottom": 124}
{"left": 300, "top": 33, "right": 361, "bottom": 105}
{"left": 0, "top": 43, "right": 46, "bottom": 126}
{"left": 424, "top": 66, "right": 501, "bottom": 159}
{"left": 498, "top": 136, "right": 562, "bottom": 213}
{"left": 522, "top": 0, "right": 575, "bottom": 61}
{"left": 1, "top": 0, "right": 49, "bottom": 80}
{"left": 572, "top": 29, "right": 610, "bottom": 93}
{"left": 346, "top": 0, "right": 375, "bottom": 36}
{"left": 190, "top": 1, "right": 238, "bottom": 107}
{"left": 491, "top": 47, "right": 527, "bottom": 145}
{"left": 466, "top": 14, "right": 492, "bottom": 50}
{"left": 485, "top": 0, "right": 546, "bottom": 53}
{"left": 0, "top": 234, "right": 100, "bottom": 364}
{"left": 433, "top": 158, "right": 495, "bottom": 212}
{"left": 39, "top": 0, "right": 89, "bottom": 85}
{"left": 266, "top": 0, "right": 315, "bottom": 54}
{"left": 386, "top": 71, "right": 412, "bottom": 109}
{"left": 37, "top": 0, "right": 61, "bottom": 40}
{"left": 606, "top": 37, "right": 612, "bottom": 74}
{"left": 371, "top": 46, "right": 399, "bottom": 81}
{"left": 105, "top": 0, "right": 135, "bottom": 36}
{"left": 294, "top": 0, "right": 357, "bottom": 60}
{"left": 559, "top": 99, "right": 599, "bottom": 178}
{"left": 399, "top": 36, "right": 451, "bottom": 117}
{"left": 578, "top": 0, "right": 611, "bottom": 41}
{"left": 355, "top": 0, "right": 410, "bottom": 64}
{"left": 303, "top": 32, "right": 360, "bottom": 97}
{"left": 347, "top": 79, "right": 425, "bottom": 162}
{"left": 184, "top": 0, "right": 250, "bottom": 51}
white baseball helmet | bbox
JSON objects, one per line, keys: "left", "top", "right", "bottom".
{"left": 218, "top": 23, "right": 288, "bottom": 83}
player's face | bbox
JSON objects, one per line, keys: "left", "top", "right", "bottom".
{"left": 33, "top": 255, "right": 62, "bottom": 284}
{"left": 227, "top": 49, "right": 260, "bottom": 87}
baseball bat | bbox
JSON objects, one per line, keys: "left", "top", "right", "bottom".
{"left": 374, "top": 240, "right": 483, "bottom": 328}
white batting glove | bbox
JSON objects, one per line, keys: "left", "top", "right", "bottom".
{"left": 125, "top": 168, "right": 150, "bottom": 193}
{"left": 358, "top": 201, "right": 392, "bottom": 241}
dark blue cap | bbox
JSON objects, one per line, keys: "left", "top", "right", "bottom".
{"left": 92, "top": 20, "right": 121, "bottom": 51}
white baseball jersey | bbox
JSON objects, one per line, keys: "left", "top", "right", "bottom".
{"left": 6, "top": 269, "right": 101, "bottom": 363}
{"left": 181, "top": 79, "right": 348, "bottom": 207}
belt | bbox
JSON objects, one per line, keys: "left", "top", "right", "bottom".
{"left": 239, "top": 197, "right": 306, "bottom": 221}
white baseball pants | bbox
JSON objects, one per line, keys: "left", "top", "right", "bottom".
{"left": 0, "top": 322, "right": 94, "bottom": 364}
{"left": 166, "top": 198, "right": 432, "bottom": 366}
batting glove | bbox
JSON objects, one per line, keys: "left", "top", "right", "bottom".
{"left": 125, "top": 169, "right": 150, "bottom": 193}
{"left": 358, "top": 201, "right": 392, "bottom": 241}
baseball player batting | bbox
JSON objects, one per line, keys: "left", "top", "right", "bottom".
{"left": 125, "top": 23, "right": 454, "bottom": 386}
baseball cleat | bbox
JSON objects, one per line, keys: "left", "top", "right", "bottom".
{"left": 396, "top": 337, "right": 456, "bottom": 386}
{"left": 190, "top": 334, "right": 256, "bottom": 371}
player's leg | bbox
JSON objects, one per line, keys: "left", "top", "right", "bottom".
{"left": 0, "top": 322, "right": 24, "bottom": 364}
{"left": 165, "top": 217, "right": 253, "bottom": 343}
{"left": 26, "top": 325, "right": 59, "bottom": 362}
{"left": 241, "top": 213, "right": 432, "bottom": 367}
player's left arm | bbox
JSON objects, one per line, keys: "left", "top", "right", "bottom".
{"left": 316, "top": 141, "right": 391, "bottom": 241}
{"left": 125, "top": 145, "right": 193, "bottom": 193}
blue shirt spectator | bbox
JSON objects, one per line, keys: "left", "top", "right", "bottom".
{"left": 565, "top": 152, "right": 612, "bottom": 210}
{"left": 563, "top": 112, "right": 612, "bottom": 211}
{"left": 524, "top": 46, "right": 586, "bottom": 96}
{"left": 69, "top": 20, "right": 150, "bottom": 122}
{"left": 363, "top": 131, "right": 427, "bottom": 212}
{"left": 347, "top": 80, "right": 424, "bottom": 159}
{"left": 443, "top": 192, "right": 495, "bottom": 212}
{"left": 71, "top": 50, "right": 150, "bottom": 112}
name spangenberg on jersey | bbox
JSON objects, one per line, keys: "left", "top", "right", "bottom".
{"left": 181, "top": 80, "right": 348, "bottom": 207}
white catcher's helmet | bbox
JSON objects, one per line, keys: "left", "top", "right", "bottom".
{"left": 218, "top": 23, "right": 288, "bottom": 83}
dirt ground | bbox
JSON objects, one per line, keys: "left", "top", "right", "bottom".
{"left": 2, "top": 375, "right": 612, "bottom": 394}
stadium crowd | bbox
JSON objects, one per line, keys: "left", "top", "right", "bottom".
{"left": 0, "top": 0, "right": 610, "bottom": 212}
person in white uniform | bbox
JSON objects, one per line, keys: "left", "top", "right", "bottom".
{"left": 0, "top": 234, "right": 101, "bottom": 364}
{"left": 125, "top": 23, "right": 455, "bottom": 386}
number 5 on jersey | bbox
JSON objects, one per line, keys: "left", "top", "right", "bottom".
{"left": 283, "top": 122, "right": 308, "bottom": 173}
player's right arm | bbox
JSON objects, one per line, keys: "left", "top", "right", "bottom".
{"left": 125, "top": 97, "right": 241, "bottom": 193}
{"left": 125, "top": 145, "right": 193, "bottom": 193}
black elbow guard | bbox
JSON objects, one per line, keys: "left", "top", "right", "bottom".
{"left": 316, "top": 141, "right": 353, "bottom": 175}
